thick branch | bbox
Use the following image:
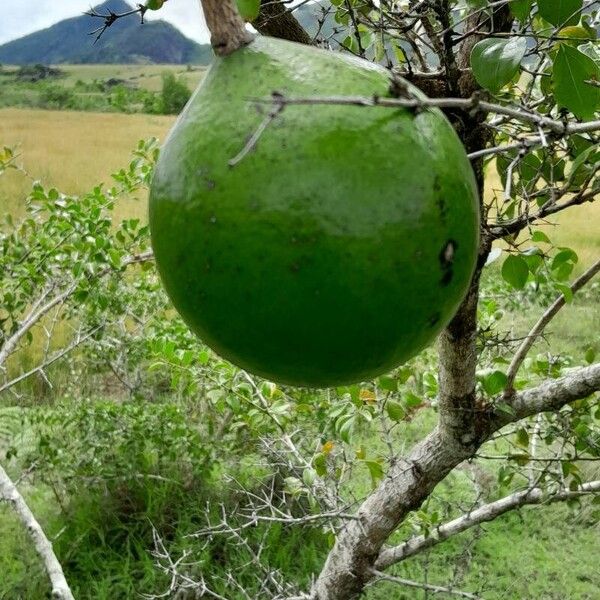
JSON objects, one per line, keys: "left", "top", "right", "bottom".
{"left": 253, "top": 0, "right": 312, "bottom": 45}
{"left": 312, "top": 428, "right": 476, "bottom": 599}
{"left": 501, "top": 362, "right": 600, "bottom": 424}
{"left": 506, "top": 258, "right": 600, "bottom": 392}
{"left": 377, "top": 480, "right": 600, "bottom": 569}
{"left": 199, "top": 0, "right": 254, "bottom": 55}
{"left": 0, "top": 463, "right": 74, "bottom": 600}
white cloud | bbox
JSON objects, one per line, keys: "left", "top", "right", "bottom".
{"left": 0, "top": 0, "right": 210, "bottom": 46}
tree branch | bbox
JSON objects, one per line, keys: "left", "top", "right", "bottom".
{"left": 501, "top": 363, "right": 600, "bottom": 424}
{"left": 376, "top": 480, "right": 600, "bottom": 569}
{"left": 0, "top": 463, "right": 74, "bottom": 600}
{"left": 0, "top": 284, "right": 76, "bottom": 369}
{"left": 199, "top": 0, "right": 254, "bottom": 55}
{"left": 506, "top": 258, "right": 600, "bottom": 392}
{"left": 369, "top": 571, "right": 483, "bottom": 599}
{"left": 264, "top": 93, "right": 600, "bottom": 136}
{"left": 253, "top": 0, "right": 312, "bottom": 45}
{"left": 311, "top": 361, "right": 600, "bottom": 598}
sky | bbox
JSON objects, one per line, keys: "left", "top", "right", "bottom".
{"left": 0, "top": 0, "right": 211, "bottom": 46}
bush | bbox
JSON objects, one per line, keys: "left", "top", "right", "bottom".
{"left": 158, "top": 72, "right": 191, "bottom": 115}
{"left": 38, "top": 84, "right": 75, "bottom": 109}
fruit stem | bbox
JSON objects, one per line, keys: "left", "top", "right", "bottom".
{"left": 199, "top": 0, "right": 255, "bottom": 56}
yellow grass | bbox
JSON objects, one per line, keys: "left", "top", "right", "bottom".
{"left": 0, "top": 108, "right": 175, "bottom": 222}
{"left": 0, "top": 106, "right": 598, "bottom": 268}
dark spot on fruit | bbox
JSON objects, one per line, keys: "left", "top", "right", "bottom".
{"left": 436, "top": 196, "right": 448, "bottom": 222}
{"left": 290, "top": 263, "right": 300, "bottom": 273}
{"left": 428, "top": 312, "right": 441, "bottom": 327}
{"left": 441, "top": 270, "right": 453, "bottom": 286}
{"left": 439, "top": 240, "right": 457, "bottom": 287}
{"left": 205, "top": 179, "right": 216, "bottom": 190}
{"left": 433, "top": 176, "right": 442, "bottom": 192}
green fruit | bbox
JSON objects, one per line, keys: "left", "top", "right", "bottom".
{"left": 149, "top": 37, "right": 479, "bottom": 387}
{"left": 145, "top": 0, "right": 164, "bottom": 10}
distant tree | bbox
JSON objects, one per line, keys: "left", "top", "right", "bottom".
{"left": 159, "top": 72, "right": 191, "bottom": 114}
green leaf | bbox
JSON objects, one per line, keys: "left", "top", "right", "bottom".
{"left": 556, "top": 26, "right": 594, "bottom": 47}
{"left": 482, "top": 370, "right": 508, "bottom": 396}
{"left": 386, "top": 400, "right": 405, "bottom": 422}
{"left": 555, "top": 283, "right": 573, "bottom": 303}
{"left": 502, "top": 254, "right": 529, "bottom": 289}
{"left": 470, "top": 37, "right": 527, "bottom": 93}
{"left": 531, "top": 231, "right": 551, "bottom": 244}
{"left": 584, "top": 347, "right": 596, "bottom": 364}
{"left": 378, "top": 376, "right": 397, "bottom": 392}
{"left": 538, "top": 0, "right": 582, "bottom": 27}
{"left": 363, "top": 460, "right": 384, "bottom": 486}
{"left": 553, "top": 44, "right": 600, "bottom": 121}
{"left": 236, "top": 0, "right": 260, "bottom": 21}
{"left": 516, "top": 427, "right": 530, "bottom": 448}
{"left": 511, "top": 0, "right": 533, "bottom": 22}
{"left": 313, "top": 453, "right": 327, "bottom": 477}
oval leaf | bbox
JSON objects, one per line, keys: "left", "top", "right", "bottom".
{"left": 471, "top": 37, "right": 527, "bottom": 93}
{"left": 553, "top": 45, "right": 600, "bottom": 121}
{"left": 502, "top": 254, "right": 529, "bottom": 289}
{"left": 538, "top": 0, "right": 582, "bottom": 27}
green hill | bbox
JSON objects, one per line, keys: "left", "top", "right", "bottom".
{"left": 0, "top": 0, "right": 212, "bottom": 65}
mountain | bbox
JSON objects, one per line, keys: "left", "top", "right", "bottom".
{"left": 0, "top": 0, "right": 213, "bottom": 65}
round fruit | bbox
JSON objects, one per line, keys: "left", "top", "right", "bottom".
{"left": 145, "top": 0, "right": 164, "bottom": 11}
{"left": 149, "top": 36, "right": 479, "bottom": 387}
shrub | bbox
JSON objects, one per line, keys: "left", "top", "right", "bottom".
{"left": 158, "top": 72, "right": 191, "bottom": 115}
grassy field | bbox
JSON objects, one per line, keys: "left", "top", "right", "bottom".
{"left": 1, "top": 107, "right": 599, "bottom": 599}
{"left": 0, "top": 64, "right": 206, "bottom": 114}
{"left": 0, "top": 108, "right": 175, "bottom": 221}
{"left": 53, "top": 64, "right": 207, "bottom": 92}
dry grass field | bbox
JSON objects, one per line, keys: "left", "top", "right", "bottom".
{"left": 1, "top": 106, "right": 598, "bottom": 271}
{"left": 0, "top": 108, "right": 175, "bottom": 222}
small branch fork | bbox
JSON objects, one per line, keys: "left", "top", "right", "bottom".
{"left": 86, "top": 4, "right": 149, "bottom": 43}
{"left": 0, "top": 464, "right": 75, "bottom": 600}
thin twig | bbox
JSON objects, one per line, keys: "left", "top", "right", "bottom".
{"left": 229, "top": 95, "right": 285, "bottom": 167}
{"left": 369, "top": 570, "right": 483, "bottom": 599}
{"left": 505, "top": 257, "right": 600, "bottom": 393}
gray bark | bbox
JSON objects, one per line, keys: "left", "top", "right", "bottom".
{"left": 0, "top": 464, "right": 75, "bottom": 600}
{"left": 199, "top": 0, "right": 254, "bottom": 55}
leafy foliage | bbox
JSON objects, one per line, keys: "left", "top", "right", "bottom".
{"left": 1, "top": 0, "right": 600, "bottom": 598}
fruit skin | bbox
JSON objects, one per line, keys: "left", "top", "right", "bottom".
{"left": 145, "top": 0, "right": 164, "bottom": 11}
{"left": 149, "top": 36, "right": 479, "bottom": 387}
